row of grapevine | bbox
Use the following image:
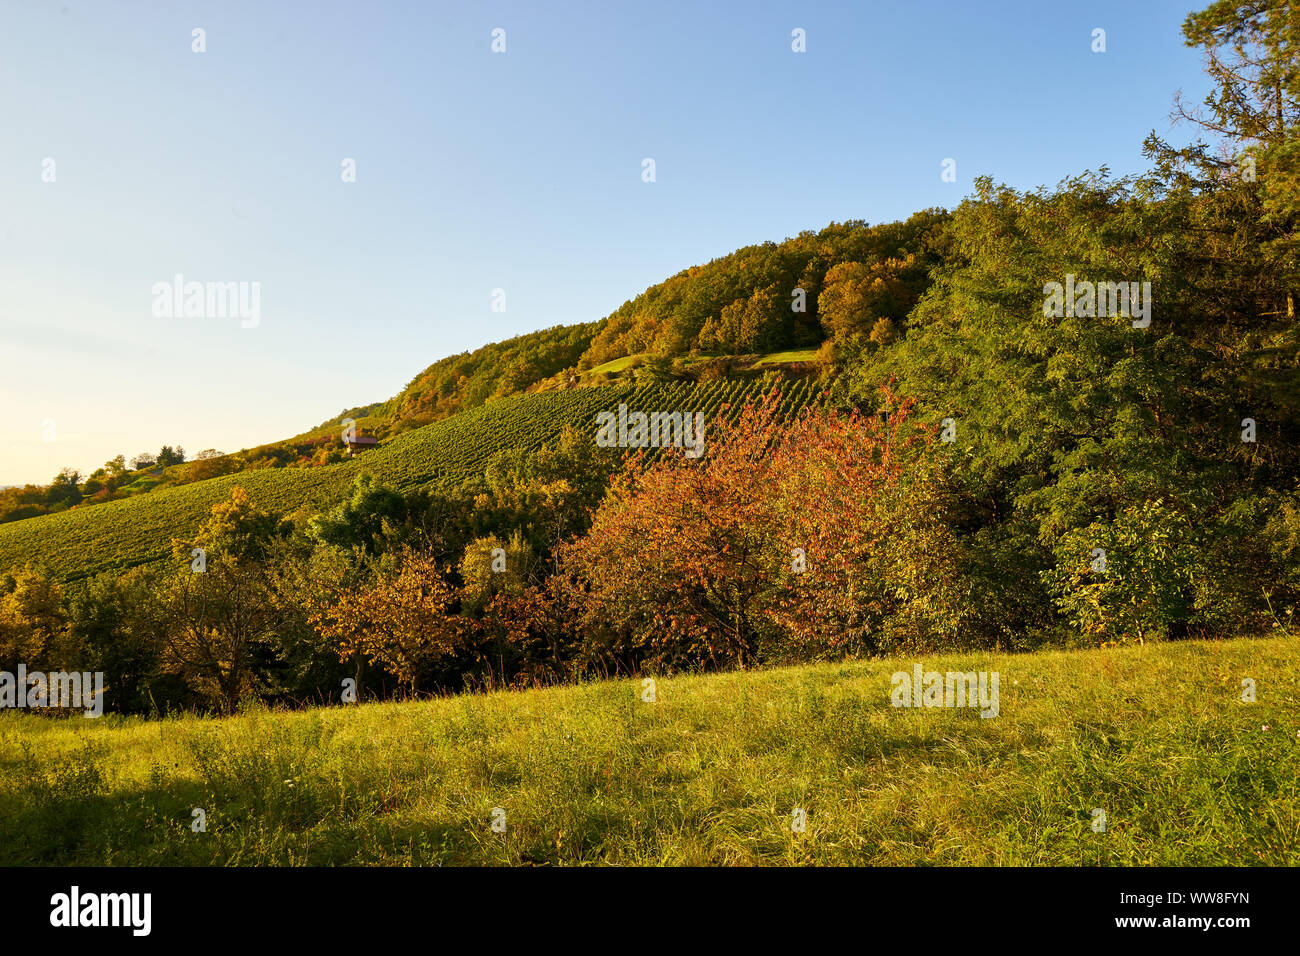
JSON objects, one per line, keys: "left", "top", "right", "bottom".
{"left": 0, "top": 377, "right": 823, "bottom": 581}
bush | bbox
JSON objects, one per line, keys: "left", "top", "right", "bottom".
{"left": 557, "top": 387, "right": 969, "bottom": 671}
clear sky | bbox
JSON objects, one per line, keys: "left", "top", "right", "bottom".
{"left": 0, "top": 0, "right": 1211, "bottom": 486}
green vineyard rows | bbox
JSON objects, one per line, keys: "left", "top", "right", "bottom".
{"left": 0, "top": 376, "right": 822, "bottom": 581}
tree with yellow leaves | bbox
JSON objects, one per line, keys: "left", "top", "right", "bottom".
{"left": 312, "top": 549, "right": 464, "bottom": 692}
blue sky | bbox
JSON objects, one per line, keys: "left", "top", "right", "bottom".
{"left": 0, "top": 0, "right": 1211, "bottom": 486}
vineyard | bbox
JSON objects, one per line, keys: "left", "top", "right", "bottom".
{"left": 0, "top": 375, "right": 825, "bottom": 582}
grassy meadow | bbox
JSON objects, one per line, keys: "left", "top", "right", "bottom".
{"left": 2, "top": 633, "right": 1295, "bottom": 866}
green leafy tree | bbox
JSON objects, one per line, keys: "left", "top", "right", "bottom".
{"left": 45, "top": 469, "right": 82, "bottom": 509}
{"left": 156, "top": 445, "right": 186, "bottom": 467}
{"left": 307, "top": 475, "right": 408, "bottom": 554}
{"left": 174, "top": 486, "right": 280, "bottom": 564}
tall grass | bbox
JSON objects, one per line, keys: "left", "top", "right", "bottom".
{"left": 1, "top": 635, "right": 1296, "bottom": 865}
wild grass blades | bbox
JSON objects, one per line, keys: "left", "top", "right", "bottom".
{"left": 1, "top": 633, "right": 1295, "bottom": 866}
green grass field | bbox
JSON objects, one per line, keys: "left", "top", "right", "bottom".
{"left": 584, "top": 354, "right": 644, "bottom": 376}
{"left": 2, "top": 634, "right": 1294, "bottom": 866}
{"left": 749, "top": 348, "right": 819, "bottom": 367}
{"left": 582, "top": 350, "right": 820, "bottom": 380}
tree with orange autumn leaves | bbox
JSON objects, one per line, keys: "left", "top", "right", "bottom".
{"left": 495, "top": 386, "right": 970, "bottom": 675}
{"left": 312, "top": 387, "right": 969, "bottom": 689}
{"left": 761, "top": 390, "right": 968, "bottom": 658}
{"left": 311, "top": 549, "right": 465, "bottom": 691}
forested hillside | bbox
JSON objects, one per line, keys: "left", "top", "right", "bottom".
{"left": 576, "top": 211, "right": 949, "bottom": 365}
{"left": 2, "top": 213, "right": 944, "bottom": 524}
{"left": 2, "top": 0, "right": 1299, "bottom": 720}
{"left": 305, "top": 211, "right": 948, "bottom": 439}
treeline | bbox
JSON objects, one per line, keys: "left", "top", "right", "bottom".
{"left": 6, "top": 376, "right": 1295, "bottom": 718}
{"left": 0, "top": 422, "right": 618, "bottom": 712}
{"left": 309, "top": 214, "right": 950, "bottom": 450}
{"left": 0, "top": 394, "right": 981, "bottom": 714}
{"left": 579, "top": 211, "right": 949, "bottom": 367}
{"left": 0, "top": 437, "right": 359, "bottom": 527}
{"left": 5, "top": 0, "right": 1299, "bottom": 713}
{"left": 0, "top": 446, "right": 195, "bottom": 524}
{"left": 388, "top": 322, "right": 602, "bottom": 433}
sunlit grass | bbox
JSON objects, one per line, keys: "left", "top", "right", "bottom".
{"left": 1, "top": 634, "right": 1295, "bottom": 865}
{"left": 750, "top": 348, "right": 819, "bottom": 366}
{"left": 585, "top": 354, "right": 645, "bottom": 375}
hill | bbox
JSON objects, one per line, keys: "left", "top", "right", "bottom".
{"left": 0, "top": 376, "right": 824, "bottom": 581}
{"left": 2, "top": 633, "right": 1294, "bottom": 865}
{"left": 277, "top": 213, "right": 942, "bottom": 448}
{"left": 1, "top": 212, "right": 936, "bottom": 527}
{"left": 333, "top": 213, "right": 944, "bottom": 440}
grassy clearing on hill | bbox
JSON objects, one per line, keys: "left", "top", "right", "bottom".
{"left": 585, "top": 354, "right": 644, "bottom": 375}
{"left": 2, "top": 634, "right": 1295, "bottom": 866}
{"left": 582, "top": 350, "right": 821, "bottom": 381}
{"left": 750, "top": 348, "right": 819, "bottom": 367}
